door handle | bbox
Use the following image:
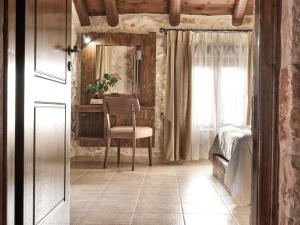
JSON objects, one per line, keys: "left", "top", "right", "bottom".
{"left": 66, "top": 45, "right": 80, "bottom": 56}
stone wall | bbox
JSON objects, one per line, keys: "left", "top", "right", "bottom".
{"left": 279, "top": 0, "right": 300, "bottom": 224}
{"left": 71, "top": 3, "right": 81, "bottom": 158}
{"left": 71, "top": 13, "right": 253, "bottom": 162}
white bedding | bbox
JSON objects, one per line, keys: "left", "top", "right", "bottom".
{"left": 218, "top": 125, "right": 252, "bottom": 161}
{"left": 210, "top": 125, "right": 252, "bottom": 206}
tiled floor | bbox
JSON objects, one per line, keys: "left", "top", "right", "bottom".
{"left": 71, "top": 160, "right": 250, "bottom": 225}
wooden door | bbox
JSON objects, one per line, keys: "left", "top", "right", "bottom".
{"left": 15, "top": 0, "right": 71, "bottom": 224}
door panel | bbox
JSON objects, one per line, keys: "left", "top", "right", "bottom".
{"left": 35, "top": 0, "right": 67, "bottom": 81}
{"left": 34, "top": 105, "right": 66, "bottom": 224}
{"left": 21, "top": 0, "right": 71, "bottom": 224}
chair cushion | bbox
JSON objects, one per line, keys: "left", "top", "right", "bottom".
{"left": 110, "top": 126, "right": 153, "bottom": 139}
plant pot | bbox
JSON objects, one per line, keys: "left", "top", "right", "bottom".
{"left": 93, "top": 92, "right": 102, "bottom": 99}
{"left": 90, "top": 98, "right": 103, "bottom": 104}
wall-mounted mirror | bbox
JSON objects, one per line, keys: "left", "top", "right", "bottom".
{"left": 95, "top": 45, "right": 141, "bottom": 94}
{"left": 80, "top": 32, "right": 156, "bottom": 106}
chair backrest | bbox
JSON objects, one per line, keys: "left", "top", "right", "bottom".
{"left": 104, "top": 97, "right": 140, "bottom": 115}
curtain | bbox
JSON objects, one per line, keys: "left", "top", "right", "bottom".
{"left": 95, "top": 45, "right": 112, "bottom": 79}
{"left": 247, "top": 32, "right": 253, "bottom": 125}
{"left": 164, "top": 31, "right": 192, "bottom": 161}
{"left": 190, "top": 31, "right": 252, "bottom": 160}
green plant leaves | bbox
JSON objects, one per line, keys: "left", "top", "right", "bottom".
{"left": 84, "top": 73, "right": 118, "bottom": 94}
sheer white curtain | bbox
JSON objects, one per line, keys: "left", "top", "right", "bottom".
{"left": 191, "top": 32, "right": 251, "bottom": 160}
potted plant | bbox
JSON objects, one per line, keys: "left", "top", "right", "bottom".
{"left": 84, "top": 73, "right": 118, "bottom": 104}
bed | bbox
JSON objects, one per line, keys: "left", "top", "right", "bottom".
{"left": 209, "top": 125, "right": 252, "bottom": 206}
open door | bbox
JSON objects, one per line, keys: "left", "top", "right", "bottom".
{"left": 15, "top": 0, "right": 71, "bottom": 224}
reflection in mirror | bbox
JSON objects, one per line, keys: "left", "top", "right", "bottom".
{"left": 95, "top": 45, "right": 140, "bottom": 94}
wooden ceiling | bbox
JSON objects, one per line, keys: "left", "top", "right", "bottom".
{"left": 74, "top": 0, "right": 254, "bottom": 27}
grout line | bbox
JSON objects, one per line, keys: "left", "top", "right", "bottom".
{"left": 206, "top": 175, "right": 240, "bottom": 225}
{"left": 129, "top": 168, "right": 147, "bottom": 225}
{"left": 100, "top": 170, "right": 119, "bottom": 194}
{"left": 70, "top": 169, "right": 117, "bottom": 224}
{"left": 71, "top": 171, "right": 88, "bottom": 184}
{"left": 175, "top": 166, "right": 187, "bottom": 225}
{"left": 70, "top": 171, "right": 90, "bottom": 224}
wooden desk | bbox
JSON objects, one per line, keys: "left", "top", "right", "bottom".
{"left": 75, "top": 104, "right": 155, "bottom": 147}
{"left": 75, "top": 105, "right": 106, "bottom": 145}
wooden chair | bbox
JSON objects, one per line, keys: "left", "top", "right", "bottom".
{"left": 103, "top": 97, "right": 153, "bottom": 171}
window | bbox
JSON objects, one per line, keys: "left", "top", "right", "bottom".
{"left": 219, "top": 67, "right": 248, "bottom": 126}
{"left": 192, "top": 66, "right": 248, "bottom": 130}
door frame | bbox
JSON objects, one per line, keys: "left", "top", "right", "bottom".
{"left": 0, "top": 0, "right": 4, "bottom": 222}
{"left": 1, "top": 0, "right": 282, "bottom": 224}
{"left": 1, "top": 0, "right": 16, "bottom": 224}
{"left": 251, "top": 0, "right": 281, "bottom": 224}
{"left": 1, "top": 0, "right": 15, "bottom": 224}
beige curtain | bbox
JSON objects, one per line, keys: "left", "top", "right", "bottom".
{"left": 95, "top": 45, "right": 112, "bottom": 79}
{"left": 164, "top": 31, "right": 192, "bottom": 161}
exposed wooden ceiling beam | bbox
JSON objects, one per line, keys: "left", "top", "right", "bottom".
{"left": 169, "top": 0, "right": 182, "bottom": 26}
{"left": 73, "top": 0, "right": 90, "bottom": 26}
{"left": 104, "top": 0, "right": 119, "bottom": 27}
{"left": 232, "top": 0, "right": 248, "bottom": 26}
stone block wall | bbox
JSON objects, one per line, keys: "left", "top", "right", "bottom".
{"left": 279, "top": 0, "right": 300, "bottom": 224}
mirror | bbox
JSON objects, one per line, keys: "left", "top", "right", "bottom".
{"left": 95, "top": 45, "right": 141, "bottom": 94}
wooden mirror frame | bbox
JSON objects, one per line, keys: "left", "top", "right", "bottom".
{"left": 80, "top": 32, "right": 156, "bottom": 107}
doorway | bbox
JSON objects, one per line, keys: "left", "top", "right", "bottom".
{"left": 0, "top": 0, "right": 281, "bottom": 225}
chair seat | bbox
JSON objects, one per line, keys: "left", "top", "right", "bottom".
{"left": 110, "top": 126, "right": 153, "bottom": 139}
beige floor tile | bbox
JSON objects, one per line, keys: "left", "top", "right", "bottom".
{"left": 138, "top": 194, "right": 181, "bottom": 204}
{"left": 70, "top": 210, "right": 86, "bottom": 224}
{"left": 131, "top": 213, "right": 184, "bottom": 225}
{"left": 102, "top": 186, "right": 141, "bottom": 195}
{"left": 108, "top": 181, "right": 144, "bottom": 187}
{"left": 182, "top": 203, "right": 230, "bottom": 214}
{"left": 181, "top": 192, "right": 223, "bottom": 204}
{"left": 185, "top": 214, "right": 238, "bottom": 225}
{"left": 70, "top": 162, "right": 250, "bottom": 225}
{"left": 88, "top": 200, "right": 137, "bottom": 213}
{"left": 71, "top": 192, "right": 100, "bottom": 201}
{"left": 226, "top": 204, "right": 251, "bottom": 215}
{"left": 135, "top": 201, "right": 182, "bottom": 213}
{"left": 97, "top": 193, "right": 139, "bottom": 202}
{"left": 71, "top": 200, "right": 92, "bottom": 212}
{"left": 140, "top": 187, "right": 179, "bottom": 196}
{"left": 71, "top": 184, "right": 106, "bottom": 194}
{"left": 71, "top": 172, "right": 85, "bottom": 178}
{"left": 233, "top": 214, "right": 251, "bottom": 225}
{"left": 79, "top": 212, "right": 132, "bottom": 224}
{"left": 144, "top": 175, "right": 178, "bottom": 183}
{"left": 177, "top": 175, "right": 210, "bottom": 184}
{"left": 74, "top": 176, "right": 112, "bottom": 185}
{"left": 142, "top": 181, "right": 177, "bottom": 188}
{"left": 179, "top": 184, "right": 217, "bottom": 195}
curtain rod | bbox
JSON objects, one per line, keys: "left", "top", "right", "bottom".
{"left": 159, "top": 28, "right": 253, "bottom": 34}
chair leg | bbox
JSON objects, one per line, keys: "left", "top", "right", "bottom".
{"left": 148, "top": 136, "right": 152, "bottom": 166}
{"left": 103, "top": 137, "right": 111, "bottom": 169}
{"left": 117, "top": 139, "right": 121, "bottom": 167}
{"left": 132, "top": 138, "right": 136, "bottom": 171}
